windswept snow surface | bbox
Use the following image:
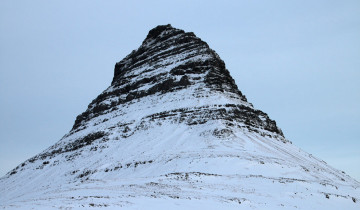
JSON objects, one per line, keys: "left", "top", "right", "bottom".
{"left": 1, "top": 123, "right": 359, "bottom": 209}
{"left": 1, "top": 24, "right": 359, "bottom": 209}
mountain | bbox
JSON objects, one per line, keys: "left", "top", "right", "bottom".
{"left": 1, "top": 24, "right": 359, "bottom": 209}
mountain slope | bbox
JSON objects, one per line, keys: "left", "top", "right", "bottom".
{"left": 1, "top": 24, "right": 359, "bottom": 209}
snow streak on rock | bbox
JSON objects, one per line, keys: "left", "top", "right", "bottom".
{"left": 1, "top": 24, "right": 359, "bottom": 209}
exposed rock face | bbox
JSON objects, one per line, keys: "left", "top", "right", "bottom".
{"left": 71, "top": 24, "right": 282, "bottom": 137}
{"left": 1, "top": 25, "right": 359, "bottom": 209}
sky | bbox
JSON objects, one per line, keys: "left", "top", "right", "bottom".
{"left": 0, "top": 1, "right": 359, "bottom": 181}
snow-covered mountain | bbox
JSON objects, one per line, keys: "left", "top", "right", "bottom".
{"left": 1, "top": 24, "right": 359, "bottom": 209}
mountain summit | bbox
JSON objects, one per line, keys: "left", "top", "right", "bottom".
{"left": 1, "top": 24, "right": 359, "bottom": 209}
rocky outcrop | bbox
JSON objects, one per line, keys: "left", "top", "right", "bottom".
{"left": 71, "top": 24, "right": 281, "bottom": 139}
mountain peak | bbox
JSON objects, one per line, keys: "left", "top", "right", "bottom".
{"left": 145, "top": 24, "right": 176, "bottom": 40}
{"left": 112, "top": 24, "right": 199, "bottom": 85}
{"left": 1, "top": 25, "right": 359, "bottom": 209}
{"left": 82, "top": 25, "right": 279, "bottom": 137}
{"left": 142, "top": 24, "right": 198, "bottom": 46}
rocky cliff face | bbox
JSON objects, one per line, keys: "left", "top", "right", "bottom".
{"left": 1, "top": 25, "right": 359, "bottom": 209}
{"left": 71, "top": 24, "right": 282, "bottom": 136}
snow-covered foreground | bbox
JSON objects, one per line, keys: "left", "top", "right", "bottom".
{"left": 1, "top": 123, "right": 359, "bottom": 209}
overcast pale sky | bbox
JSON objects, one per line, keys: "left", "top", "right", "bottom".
{"left": 0, "top": 0, "right": 359, "bottom": 181}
